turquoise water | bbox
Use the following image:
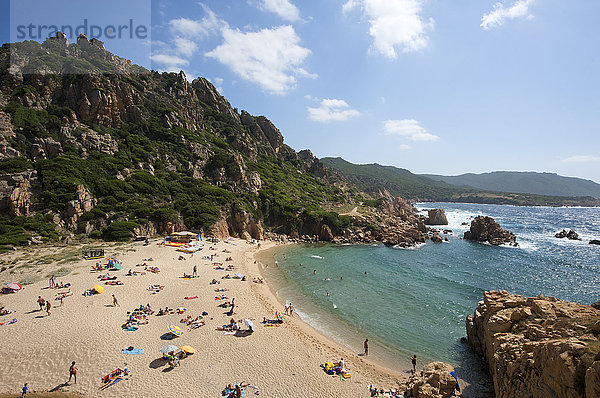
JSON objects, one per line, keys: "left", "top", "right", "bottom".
{"left": 260, "top": 203, "right": 600, "bottom": 371}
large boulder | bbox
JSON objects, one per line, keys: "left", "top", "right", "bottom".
{"left": 404, "top": 362, "right": 459, "bottom": 398}
{"left": 425, "top": 209, "right": 448, "bottom": 225}
{"left": 466, "top": 290, "right": 600, "bottom": 398}
{"left": 464, "top": 216, "right": 517, "bottom": 246}
{"left": 555, "top": 229, "right": 581, "bottom": 240}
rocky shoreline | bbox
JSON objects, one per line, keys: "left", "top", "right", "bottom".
{"left": 466, "top": 290, "right": 600, "bottom": 398}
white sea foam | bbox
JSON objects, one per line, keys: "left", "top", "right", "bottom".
{"left": 310, "top": 255, "right": 324, "bottom": 259}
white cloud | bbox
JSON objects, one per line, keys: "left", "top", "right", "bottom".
{"left": 342, "top": 0, "right": 434, "bottom": 57}
{"left": 481, "top": 0, "right": 535, "bottom": 30}
{"left": 173, "top": 37, "right": 198, "bottom": 57}
{"left": 384, "top": 119, "right": 439, "bottom": 141}
{"left": 150, "top": 54, "right": 189, "bottom": 68}
{"left": 206, "top": 25, "right": 313, "bottom": 95}
{"left": 152, "top": 4, "right": 227, "bottom": 73}
{"left": 307, "top": 99, "right": 361, "bottom": 122}
{"left": 399, "top": 144, "right": 412, "bottom": 150}
{"left": 258, "top": 0, "right": 301, "bottom": 22}
{"left": 562, "top": 155, "right": 600, "bottom": 163}
{"left": 169, "top": 5, "right": 225, "bottom": 38}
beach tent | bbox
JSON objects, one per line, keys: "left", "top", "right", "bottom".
{"left": 243, "top": 319, "right": 255, "bottom": 332}
{"left": 179, "top": 345, "right": 195, "bottom": 354}
{"left": 234, "top": 273, "right": 244, "bottom": 279}
{"left": 160, "top": 345, "right": 179, "bottom": 354}
{"left": 93, "top": 285, "right": 104, "bottom": 294}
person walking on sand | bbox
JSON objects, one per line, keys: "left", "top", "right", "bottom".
{"left": 68, "top": 361, "right": 77, "bottom": 384}
{"left": 411, "top": 354, "right": 417, "bottom": 373}
{"left": 45, "top": 300, "right": 51, "bottom": 316}
{"left": 112, "top": 294, "right": 119, "bottom": 307}
{"left": 193, "top": 265, "right": 197, "bottom": 277}
{"left": 21, "top": 383, "right": 28, "bottom": 397}
{"left": 364, "top": 339, "right": 369, "bottom": 356}
{"left": 37, "top": 296, "right": 45, "bottom": 311}
{"left": 289, "top": 303, "right": 294, "bottom": 317}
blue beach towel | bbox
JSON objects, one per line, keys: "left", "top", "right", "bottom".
{"left": 122, "top": 348, "right": 144, "bottom": 354}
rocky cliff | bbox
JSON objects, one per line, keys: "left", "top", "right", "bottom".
{"left": 0, "top": 34, "right": 429, "bottom": 247}
{"left": 466, "top": 290, "right": 600, "bottom": 398}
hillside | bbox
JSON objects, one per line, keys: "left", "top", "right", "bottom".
{"left": 322, "top": 157, "right": 600, "bottom": 207}
{"left": 422, "top": 171, "right": 600, "bottom": 198}
{"left": 0, "top": 34, "right": 435, "bottom": 251}
{"left": 0, "top": 34, "right": 364, "bottom": 250}
{"left": 321, "top": 157, "right": 469, "bottom": 200}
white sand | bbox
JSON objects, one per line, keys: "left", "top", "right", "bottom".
{"left": 0, "top": 239, "right": 406, "bottom": 397}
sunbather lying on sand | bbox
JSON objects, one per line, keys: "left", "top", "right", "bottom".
{"left": 0, "top": 307, "right": 12, "bottom": 316}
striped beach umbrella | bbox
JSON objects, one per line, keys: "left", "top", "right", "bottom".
{"left": 168, "top": 325, "right": 183, "bottom": 336}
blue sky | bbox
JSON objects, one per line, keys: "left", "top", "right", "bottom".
{"left": 2, "top": 1, "right": 600, "bottom": 183}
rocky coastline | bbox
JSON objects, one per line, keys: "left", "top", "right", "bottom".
{"left": 466, "top": 290, "right": 600, "bottom": 398}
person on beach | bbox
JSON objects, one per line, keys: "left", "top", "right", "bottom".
{"left": 37, "top": 296, "right": 45, "bottom": 311}
{"left": 68, "top": 361, "right": 77, "bottom": 384}
{"left": 112, "top": 294, "right": 120, "bottom": 307}
{"left": 284, "top": 305, "right": 289, "bottom": 315}
{"left": 21, "top": 383, "right": 27, "bottom": 397}
{"left": 364, "top": 339, "right": 369, "bottom": 356}
{"left": 411, "top": 355, "right": 417, "bottom": 373}
{"left": 45, "top": 300, "right": 51, "bottom": 316}
{"left": 193, "top": 265, "right": 197, "bottom": 277}
{"left": 289, "top": 303, "right": 294, "bottom": 316}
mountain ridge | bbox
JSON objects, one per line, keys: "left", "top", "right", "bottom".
{"left": 421, "top": 171, "right": 600, "bottom": 198}
{"left": 322, "top": 157, "right": 600, "bottom": 206}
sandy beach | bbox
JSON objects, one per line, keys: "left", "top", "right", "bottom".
{"left": 0, "top": 238, "right": 408, "bottom": 397}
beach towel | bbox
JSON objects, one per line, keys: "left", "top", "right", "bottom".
{"left": 185, "top": 296, "right": 198, "bottom": 300}
{"left": 0, "top": 318, "right": 17, "bottom": 326}
{"left": 123, "top": 326, "right": 138, "bottom": 332}
{"left": 222, "top": 331, "right": 236, "bottom": 335}
{"left": 122, "top": 348, "right": 144, "bottom": 354}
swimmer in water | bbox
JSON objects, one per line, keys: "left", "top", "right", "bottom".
{"left": 313, "top": 270, "right": 316, "bottom": 275}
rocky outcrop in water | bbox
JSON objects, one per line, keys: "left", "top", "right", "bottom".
{"left": 555, "top": 229, "right": 581, "bottom": 240}
{"left": 466, "top": 290, "right": 600, "bottom": 398}
{"left": 464, "top": 216, "right": 517, "bottom": 246}
{"left": 425, "top": 209, "right": 448, "bottom": 225}
{"left": 590, "top": 240, "right": 600, "bottom": 246}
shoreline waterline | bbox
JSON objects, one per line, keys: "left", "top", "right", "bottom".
{"left": 255, "top": 243, "right": 416, "bottom": 373}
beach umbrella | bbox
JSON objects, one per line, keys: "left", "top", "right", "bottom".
{"left": 93, "top": 285, "right": 104, "bottom": 294}
{"left": 168, "top": 325, "right": 183, "bottom": 336}
{"left": 160, "top": 345, "right": 179, "bottom": 354}
{"left": 6, "top": 283, "right": 22, "bottom": 290}
{"left": 276, "top": 311, "right": 282, "bottom": 322}
{"left": 234, "top": 273, "right": 244, "bottom": 279}
{"left": 179, "top": 345, "right": 195, "bottom": 354}
{"left": 243, "top": 318, "right": 255, "bottom": 332}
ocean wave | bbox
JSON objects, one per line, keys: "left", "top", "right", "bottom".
{"left": 392, "top": 242, "right": 426, "bottom": 250}
{"left": 310, "top": 255, "right": 324, "bottom": 259}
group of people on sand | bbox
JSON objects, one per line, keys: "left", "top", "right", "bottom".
{"left": 36, "top": 296, "right": 51, "bottom": 315}
{"left": 284, "top": 303, "right": 294, "bottom": 316}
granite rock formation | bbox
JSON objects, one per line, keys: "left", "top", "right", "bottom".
{"left": 425, "top": 209, "right": 448, "bottom": 225}
{"left": 464, "top": 216, "right": 517, "bottom": 246}
{"left": 466, "top": 290, "right": 600, "bottom": 398}
{"left": 404, "top": 362, "right": 460, "bottom": 398}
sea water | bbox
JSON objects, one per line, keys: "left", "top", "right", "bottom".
{"left": 259, "top": 203, "right": 600, "bottom": 374}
